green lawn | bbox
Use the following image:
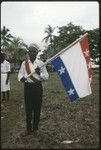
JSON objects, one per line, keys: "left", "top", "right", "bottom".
{"left": 1, "top": 70, "right": 99, "bottom": 149}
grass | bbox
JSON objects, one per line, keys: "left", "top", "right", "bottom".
{"left": 1, "top": 70, "right": 99, "bottom": 149}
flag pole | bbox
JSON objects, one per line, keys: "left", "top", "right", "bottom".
{"left": 26, "top": 33, "right": 88, "bottom": 78}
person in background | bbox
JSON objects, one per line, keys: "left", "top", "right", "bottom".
{"left": 18, "top": 43, "right": 49, "bottom": 136}
{"left": 1, "top": 52, "right": 11, "bottom": 101}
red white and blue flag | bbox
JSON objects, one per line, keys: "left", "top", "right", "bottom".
{"left": 51, "top": 35, "right": 92, "bottom": 102}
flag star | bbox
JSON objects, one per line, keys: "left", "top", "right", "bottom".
{"left": 68, "top": 88, "right": 75, "bottom": 96}
{"left": 87, "top": 62, "right": 91, "bottom": 69}
{"left": 84, "top": 49, "right": 89, "bottom": 57}
{"left": 58, "top": 66, "right": 65, "bottom": 75}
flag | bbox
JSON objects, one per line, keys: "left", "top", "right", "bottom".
{"left": 51, "top": 35, "right": 92, "bottom": 102}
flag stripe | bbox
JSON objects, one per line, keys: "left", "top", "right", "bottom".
{"left": 60, "top": 42, "right": 92, "bottom": 98}
{"left": 80, "top": 37, "right": 92, "bottom": 84}
{"left": 52, "top": 57, "right": 79, "bottom": 101}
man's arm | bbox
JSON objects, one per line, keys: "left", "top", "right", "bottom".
{"left": 6, "top": 71, "right": 10, "bottom": 84}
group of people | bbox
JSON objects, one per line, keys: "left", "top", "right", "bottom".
{"left": 1, "top": 43, "right": 49, "bottom": 136}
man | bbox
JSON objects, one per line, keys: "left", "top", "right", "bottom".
{"left": 18, "top": 43, "right": 49, "bottom": 136}
{"left": 1, "top": 52, "right": 11, "bottom": 101}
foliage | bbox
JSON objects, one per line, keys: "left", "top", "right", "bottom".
{"left": 43, "top": 23, "right": 86, "bottom": 58}
{"left": 87, "top": 28, "right": 99, "bottom": 64}
{"left": 42, "top": 25, "right": 55, "bottom": 44}
{"left": 1, "top": 23, "right": 99, "bottom": 64}
{"left": 7, "top": 37, "right": 28, "bottom": 60}
{"left": 57, "top": 22, "right": 85, "bottom": 49}
{"left": 1, "top": 26, "right": 28, "bottom": 61}
{"left": 1, "top": 26, "right": 14, "bottom": 50}
{"left": 42, "top": 23, "right": 99, "bottom": 64}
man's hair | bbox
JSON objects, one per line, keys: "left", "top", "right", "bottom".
{"left": 28, "top": 43, "right": 39, "bottom": 51}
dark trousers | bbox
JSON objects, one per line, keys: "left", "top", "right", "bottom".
{"left": 24, "top": 82, "right": 43, "bottom": 132}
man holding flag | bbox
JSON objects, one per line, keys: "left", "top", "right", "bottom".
{"left": 18, "top": 43, "right": 49, "bottom": 136}
{"left": 26, "top": 33, "right": 92, "bottom": 102}
{"left": 19, "top": 33, "right": 92, "bottom": 136}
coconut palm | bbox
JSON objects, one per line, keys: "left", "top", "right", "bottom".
{"left": 7, "top": 37, "right": 28, "bottom": 72}
{"left": 8, "top": 37, "right": 28, "bottom": 60}
{"left": 42, "top": 25, "right": 55, "bottom": 44}
{"left": 1, "top": 26, "right": 13, "bottom": 50}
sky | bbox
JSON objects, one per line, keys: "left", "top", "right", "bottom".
{"left": 1, "top": 1, "right": 99, "bottom": 50}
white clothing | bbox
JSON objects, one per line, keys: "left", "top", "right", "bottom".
{"left": 18, "top": 59, "right": 49, "bottom": 82}
{"left": 1, "top": 60, "right": 11, "bottom": 92}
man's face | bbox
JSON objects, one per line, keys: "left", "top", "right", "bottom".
{"left": 28, "top": 48, "right": 38, "bottom": 61}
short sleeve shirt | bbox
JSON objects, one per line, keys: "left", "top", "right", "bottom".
{"left": 1, "top": 60, "right": 11, "bottom": 73}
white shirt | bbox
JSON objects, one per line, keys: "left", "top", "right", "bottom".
{"left": 18, "top": 59, "right": 49, "bottom": 82}
{"left": 1, "top": 60, "right": 11, "bottom": 73}
{"left": 1, "top": 60, "right": 11, "bottom": 92}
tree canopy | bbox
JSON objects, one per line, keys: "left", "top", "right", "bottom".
{"left": 1, "top": 23, "right": 99, "bottom": 65}
{"left": 1, "top": 26, "right": 28, "bottom": 60}
{"left": 42, "top": 23, "right": 99, "bottom": 64}
{"left": 1, "top": 26, "right": 14, "bottom": 50}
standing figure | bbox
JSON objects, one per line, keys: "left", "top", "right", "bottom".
{"left": 18, "top": 43, "right": 49, "bottom": 136}
{"left": 1, "top": 52, "right": 11, "bottom": 101}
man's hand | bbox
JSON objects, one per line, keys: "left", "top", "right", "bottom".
{"left": 20, "top": 77, "right": 27, "bottom": 82}
{"left": 35, "top": 67, "right": 40, "bottom": 75}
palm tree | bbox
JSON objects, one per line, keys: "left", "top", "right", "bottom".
{"left": 7, "top": 37, "right": 28, "bottom": 71}
{"left": 42, "top": 25, "right": 55, "bottom": 44}
{"left": 42, "top": 25, "right": 58, "bottom": 58}
{"left": 1, "top": 26, "right": 13, "bottom": 50}
{"left": 8, "top": 37, "right": 28, "bottom": 60}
